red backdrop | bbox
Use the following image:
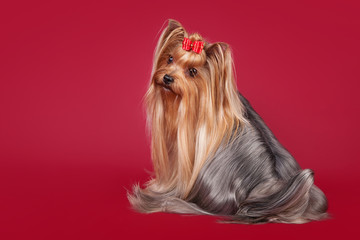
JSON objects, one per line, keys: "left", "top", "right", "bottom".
{"left": 1, "top": 0, "right": 359, "bottom": 239}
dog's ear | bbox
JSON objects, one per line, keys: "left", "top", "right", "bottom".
{"left": 205, "top": 42, "right": 245, "bottom": 123}
{"left": 206, "top": 42, "right": 228, "bottom": 56}
{"left": 153, "top": 20, "right": 186, "bottom": 67}
{"left": 158, "top": 19, "right": 184, "bottom": 46}
{"left": 205, "top": 42, "right": 235, "bottom": 93}
{"left": 167, "top": 19, "right": 183, "bottom": 33}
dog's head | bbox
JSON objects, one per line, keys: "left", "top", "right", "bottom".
{"left": 151, "top": 20, "right": 207, "bottom": 97}
{"left": 145, "top": 20, "right": 248, "bottom": 196}
{"left": 150, "top": 20, "right": 238, "bottom": 103}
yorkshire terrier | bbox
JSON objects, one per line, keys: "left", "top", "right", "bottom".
{"left": 128, "top": 19, "right": 328, "bottom": 224}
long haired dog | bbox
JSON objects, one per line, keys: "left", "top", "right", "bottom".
{"left": 128, "top": 19, "right": 328, "bottom": 224}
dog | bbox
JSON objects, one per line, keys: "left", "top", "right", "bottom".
{"left": 128, "top": 19, "right": 328, "bottom": 224}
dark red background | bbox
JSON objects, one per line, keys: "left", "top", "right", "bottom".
{"left": 1, "top": 0, "right": 359, "bottom": 239}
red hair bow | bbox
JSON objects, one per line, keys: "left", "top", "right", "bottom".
{"left": 182, "top": 37, "right": 204, "bottom": 54}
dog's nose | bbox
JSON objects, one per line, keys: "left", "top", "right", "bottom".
{"left": 163, "top": 74, "right": 174, "bottom": 85}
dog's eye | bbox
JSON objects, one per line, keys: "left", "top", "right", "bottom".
{"left": 189, "top": 68, "right": 197, "bottom": 77}
{"left": 167, "top": 56, "right": 173, "bottom": 64}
